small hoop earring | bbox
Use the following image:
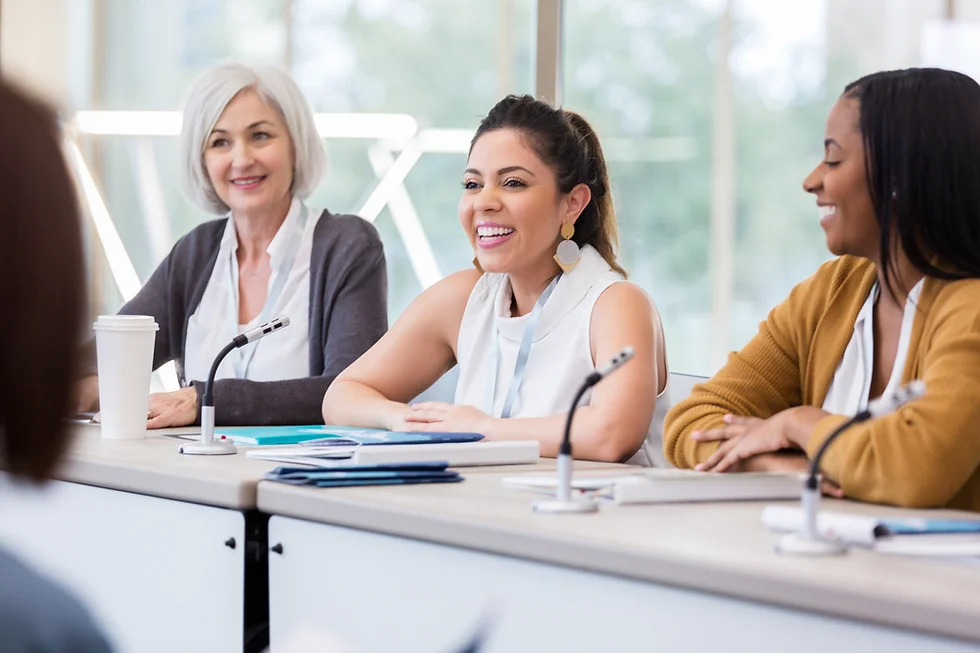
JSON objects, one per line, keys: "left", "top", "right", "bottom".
{"left": 554, "top": 222, "right": 580, "bottom": 273}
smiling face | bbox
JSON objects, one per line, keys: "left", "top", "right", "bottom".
{"left": 802, "top": 97, "right": 880, "bottom": 258}
{"left": 203, "top": 89, "right": 294, "bottom": 217}
{"left": 459, "top": 128, "right": 585, "bottom": 276}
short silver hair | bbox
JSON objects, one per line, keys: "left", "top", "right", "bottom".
{"left": 179, "top": 61, "right": 325, "bottom": 214}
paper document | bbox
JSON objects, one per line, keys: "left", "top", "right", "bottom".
{"left": 220, "top": 425, "right": 484, "bottom": 447}
{"left": 763, "top": 505, "right": 980, "bottom": 555}
{"left": 245, "top": 446, "right": 358, "bottom": 466}
{"left": 762, "top": 505, "right": 883, "bottom": 546}
{"left": 247, "top": 440, "right": 539, "bottom": 468}
{"left": 501, "top": 474, "right": 629, "bottom": 493}
{"left": 502, "top": 469, "right": 803, "bottom": 504}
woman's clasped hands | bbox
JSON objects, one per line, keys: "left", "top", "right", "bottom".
{"left": 689, "top": 406, "right": 843, "bottom": 497}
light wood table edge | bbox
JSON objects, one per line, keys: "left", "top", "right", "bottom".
{"left": 58, "top": 458, "right": 257, "bottom": 510}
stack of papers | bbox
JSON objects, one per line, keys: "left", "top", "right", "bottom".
{"left": 502, "top": 468, "right": 803, "bottom": 504}
{"left": 247, "top": 440, "right": 540, "bottom": 467}
{"left": 612, "top": 469, "right": 802, "bottom": 504}
{"left": 265, "top": 462, "right": 463, "bottom": 488}
{"left": 763, "top": 505, "right": 980, "bottom": 556}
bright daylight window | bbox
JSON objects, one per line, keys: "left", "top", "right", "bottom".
{"left": 72, "top": 0, "right": 980, "bottom": 377}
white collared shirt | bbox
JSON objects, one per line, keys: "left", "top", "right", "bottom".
{"left": 183, "top": 198, "right": 319, "bottom": 384}
{"left": 822, "top": 278, "right": 925, "bottom": 415}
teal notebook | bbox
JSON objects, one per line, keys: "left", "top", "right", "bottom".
{"left": 216, "top": 425, "right": 484, "bottom": 447}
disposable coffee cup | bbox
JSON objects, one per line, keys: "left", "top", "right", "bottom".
{"left": 93, "top": 315, "right": 159, "bottom": 440}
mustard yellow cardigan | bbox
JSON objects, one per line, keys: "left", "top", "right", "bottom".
{"left": 664, "top": 256, "right": 980, "bottom": 511}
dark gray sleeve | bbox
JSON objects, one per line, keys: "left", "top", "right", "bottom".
{"left": 199, "top": 231, "right": 388, "bottom": 425}
{"left": 320, "top": 234, "right": 388, "bottom": 380}
{"left": 76, "top": 249, "right": 178, "bottom": 377}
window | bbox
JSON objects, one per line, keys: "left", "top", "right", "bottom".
{"left": 37, "top": 0, "right": 980, "bottom": 376}
{"left": 563, "top": 0, "right": 977, "bottom": 375}
{"left": 82, "top": 0, "right": 533, "bottom": 323}
{"left": 291, "top": 0, "right": 535, "bottom": 316}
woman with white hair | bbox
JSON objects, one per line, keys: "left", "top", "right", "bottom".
{"left": 75, "top": 62, "right": 387, "bottom": 427}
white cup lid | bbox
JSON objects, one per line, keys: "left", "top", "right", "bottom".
{"left": 93, "top": 315, "right": 159, "bottom": 331}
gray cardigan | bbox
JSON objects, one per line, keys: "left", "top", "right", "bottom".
{"left": 79, "top": 210, "right": 387, "bottom": 425}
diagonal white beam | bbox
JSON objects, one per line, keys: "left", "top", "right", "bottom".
{"left": 132, "top": 138, "right": 172, "bottom": 261}
{"left": 63, "top": 135, "right": 180, "bottom": 391}
{"left": 359, "top": 144, "right": 422, "bottom": 223}
{"left": 366, "top": 146, "right": 442, "bottom": 289}
{"left": 63, "top": 136, "right": 143, "bottom": 299}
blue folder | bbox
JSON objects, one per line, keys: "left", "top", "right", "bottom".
{"left": 217, "top": 424, "right": 484, "bottom": 447}
{"left": 265, "top": 461, "right": 463, "bottom": 488}
{"left": 880, "top": 518, "right": 980, "bottom": 536}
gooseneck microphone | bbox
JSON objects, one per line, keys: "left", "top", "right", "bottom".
{"left": 179, "top": 316, "right": 291, "bottom": 456}
{"left": 776, "top": 379, "right": 926, "bottom": 555}
{"left": 534, "top": 346, "right": 636, "bottom": 514}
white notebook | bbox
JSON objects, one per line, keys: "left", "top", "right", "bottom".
{"left": 502, "top": 469, "right": 803, "bottom": 504}
{"left": 247, "top": 441, "right": 540, "bottom": 468}
{"left": 613, "top": 469, "right": 803, "bottom": 504}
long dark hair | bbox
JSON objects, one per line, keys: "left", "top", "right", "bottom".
{"left": 0, "top": 82, "right": 85, "bottom": 482}
{"left": 843, "top": 68, "right": 980, "bottom": 297}
{"left": 470, "top": 94, "right": 625, "bottom": 277}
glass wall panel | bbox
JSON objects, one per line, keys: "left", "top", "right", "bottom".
{"left": 77, "top": 0, "right": 980, "bottom": 374}
{"left": 89, "top": 0, "right": 534, "bottom": 323}
{"left": 563, "top": 0, "right": 962, "bottom": 375}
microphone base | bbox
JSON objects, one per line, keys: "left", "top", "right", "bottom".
{"left": 775, "top": 531, "right": 848, "bottom": 556}
{"left": 532, "top": 497, "right": 599, "bottom": 514}
{"left": 178, "top": 440, "right": 238, "bottom": 456}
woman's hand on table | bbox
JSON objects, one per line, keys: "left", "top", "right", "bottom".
{"left": 73, "top": 375, "right": 100, "bottom": 413}
{"left": 690, "top": 407, "right": 830, "bottom": 473}
{"left": 146, "top": 387, "right": 199, "bottom": 429}
{"left": 401, "top": 402, "right": 494, "bottom": 435}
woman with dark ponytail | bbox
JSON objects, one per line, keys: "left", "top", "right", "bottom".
{"left": 323, "top": 95, "right": 669, "bottom": 464}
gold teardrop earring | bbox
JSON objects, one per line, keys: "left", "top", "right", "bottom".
{"left": 554, "top": 222, "right": 580, "bottom": 273}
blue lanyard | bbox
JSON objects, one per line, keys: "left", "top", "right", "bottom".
{"left": 486, "top": 274, "right": 561, "bottom": 419}
{"left": 230, "top": 204, "right": 309, "bottom": 379}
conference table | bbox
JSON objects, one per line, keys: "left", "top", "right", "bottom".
{"left": 260, "top": 472, "right": 980, "bottom": 653}
{"left": 0, "top": 425, "right": 612, "bottom": 652}
{"left": 2, "top": 425, "right": 979, "bottom": 653}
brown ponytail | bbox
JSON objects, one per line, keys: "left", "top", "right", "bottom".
{"left": 561, "top": 110, "right": 623, "bottom": 277}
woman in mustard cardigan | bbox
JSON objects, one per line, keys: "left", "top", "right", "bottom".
{"left": 664, "top": 68, "right": 980, "bottom": 511}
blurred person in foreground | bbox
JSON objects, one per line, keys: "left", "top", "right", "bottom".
{"left": 0, "top": 80, "right": 113, "bottom": 652}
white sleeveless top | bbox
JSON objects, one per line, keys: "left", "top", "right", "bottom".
{"left": 454, "top": 244, "right": 670, "bottom": 466}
